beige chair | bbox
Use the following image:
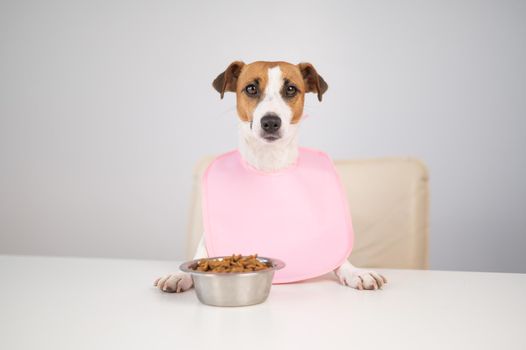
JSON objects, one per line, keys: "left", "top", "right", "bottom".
{"left": 186, "top": 157, "right": 429, "bottom": 269}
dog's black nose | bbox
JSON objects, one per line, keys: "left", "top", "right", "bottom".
{"left": 261, "top": 114, "right": 281, "bottom": 133}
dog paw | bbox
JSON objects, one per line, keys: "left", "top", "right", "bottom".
{"left": 154, "top": 272, "right": 193, "bottom": 293}
{"left": 334, "top": 265, "right": 387, "bottom": 290}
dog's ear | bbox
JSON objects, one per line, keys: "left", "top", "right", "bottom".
{"left": 212, "top": 61, "right": 245, "bottom": 99}
{"left": 298, "top": 63, "right": 328, "bottom": 101}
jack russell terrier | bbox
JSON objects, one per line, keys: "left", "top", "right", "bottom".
{"left": 154, "top": 61, "right": 387, "bottom": 292}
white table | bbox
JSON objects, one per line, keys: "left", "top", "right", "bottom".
{"left": 0, "top": 255, "right": 525, "bottom": 349}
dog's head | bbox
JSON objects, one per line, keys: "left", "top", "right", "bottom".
{"left": 213, "top": 61, "right": 328, "bottom": 143}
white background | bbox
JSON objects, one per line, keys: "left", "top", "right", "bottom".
{"left": 1, "top": 0, "right": 525, "bottom": 272}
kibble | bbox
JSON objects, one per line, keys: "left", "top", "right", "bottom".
{"left": 192, "top": 254, "right": 270, "bottom": 273}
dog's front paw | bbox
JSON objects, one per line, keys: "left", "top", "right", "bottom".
{"left": 334, "top": 264, "right": 387, "bottom": 290}
{"left": 154, "top": 272, "right": 193, "bottom": 293}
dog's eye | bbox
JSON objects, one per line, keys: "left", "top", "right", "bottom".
{"left": 245, "top": 84, "right": 258, "bottom": 96}
{"left": 285, "top": 85, "right": 297, "bottom": 97}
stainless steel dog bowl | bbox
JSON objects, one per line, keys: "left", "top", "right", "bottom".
{"left": 179, "top": 256, "right": 285, "bottom": 307}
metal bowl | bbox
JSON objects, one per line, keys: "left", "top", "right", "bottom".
{"left": 179, "top": 256, "right": 285, "bottom": 307}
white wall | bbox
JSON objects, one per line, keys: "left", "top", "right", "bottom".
{"left": 1, "top": 0, "right": 525, "bottom": 272}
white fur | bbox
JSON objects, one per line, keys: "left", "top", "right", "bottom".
{"left": 238, "top": 122, "right": 299, "bottom": 172}
{"left": 154, "top": 237, "right": 206, "bottom": 293}
{"left": 154, "top": 64, "right": 387, "bottom": 293}
{"left": 251, "top": 67, "right": 294, "bottom": 138}
{"left": 334, "top": 260, "right": 387, "bottom": 290}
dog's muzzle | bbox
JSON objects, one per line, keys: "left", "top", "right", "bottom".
{"left": 260, "top": 113, "right": 281, "bottom": 141}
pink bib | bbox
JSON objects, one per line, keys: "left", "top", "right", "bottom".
{"left": 202, "top": 147, "right": 354, "bottom": 283}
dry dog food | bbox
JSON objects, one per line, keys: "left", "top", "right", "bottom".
{"left": 193, "top": 254, "right": 270, "bottom": 273}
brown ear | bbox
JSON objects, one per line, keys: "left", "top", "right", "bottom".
{"left": 212, "top": 61, "right": 245, "bottom": 99}
{"left": 298, "top": 63, "right": 328, "bottom": 101}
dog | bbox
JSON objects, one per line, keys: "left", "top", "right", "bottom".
{"left": 154, "top": 61, "right": 387, "bottom": 292}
